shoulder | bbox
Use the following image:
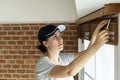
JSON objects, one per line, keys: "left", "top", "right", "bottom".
{"left": 36, "top": 56, "right": 54, "bottom": 66}
{"left": 35, "top": 56, "right": 56, "bottom": 75}
{"left": 59, "top": 52, "right": 75, "bottom": 65}
{"left": 35, "top": 56, "right": 56, "bottom": 78}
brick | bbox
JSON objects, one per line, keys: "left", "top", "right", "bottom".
{"left": 12, "top": 36, "right": 20, "bottom": 40}
{"left": 23, "top": 46, "right": 31, "bottom": 49}
{"left": 4, "top": 55, "right": 13, "bottom": 59}
{"left": 8, "top": 31, "right": 16, "bottom": 35}
{"left": 0, "top": 32, "right": 7, "bottom": 35}
{"left": 17, "top": 31, "right": 25, "bottom": 35}
{"left": 69, "top": 26, "right": 77, "bottom": 30}
{"left": 3, "top": 27, "right": 12, "bottom": 30}
{"left": 30, "top": 36, "right": 37, "bottom": 40}
{"left": 21, "top": 65, "right": 30, "bottom": 69}
{"left": 26, "top": 70, "right": 34, "bottom": 73}
{"left": 4, "top": 74, "right": 11, "bottom": 78}
{"left": 62, "top": 36, "right": 69, "bottom": 40}
{"left": 21, "top": 74, "right": 29, "bottom": 78}
{"left": 25, "top": 60, "right": 34, "bottom": 64}
{"left": 64, "top": 31, "right": 72, "bottom": 35}
{"left": 63, "top": 46, "right": 71, "bottom": 50}
{"left": 13, "top": 27, "right": 21, "bottom": 30}
{"left": 0, "top": 41, "right": 7, "bottom": 45}
{"left": 1, "top": 24, "right": 11, "bottom": 26}
{"left": 18, "top": 51, "right": 27, "bottom": 54}
{"left": 0, "top": 36, "right": 3, "bottom": 40}
{"left": 7, "top": 79, "right": 16, "bottom": 80}
{"left": 0, "top": 51, "right": 8, "bottom": 54}
{"left": 0, "top": 55, "right": 4, "bottom": 59}
{"left": 20, "top": 24, "right": 29, "bottom": 26}
{"left": 0, "top": 27, "right": 2, "bottom": 30}
{"left": 12, "top": 65, "right": 20, "bottom": 68}
{"left": 9, "top": 51, "right": 17, "bottom": 54}
{"left": 3, "top": 36, "right": 12, "bottom": 40}
{"left": 17, "top": 69, "right": 25, "bottom": 73}
{"left": 4, "top": 46, "right": 12, "bottom": 49}
{"left": 7, "top": 60, "right": 15, "bottom": 64}
{"left": 22, "top": 55, "right": 31, "bottom": 59}
{"left": 35, "top": 31, "right": 38, "bottom": 35}
{"left": 65, "top": 41, "right": 74, "bottom": 45}
{"left": 8, "top": 69, "right": 16, "bottom": 73}
{"left": 31, "top": 65, "right": 35, "bottom": 68}
{"left": 31, "top": 55, "right": 41, "bottom": 59}
{"left": 13, "top": 74, "right": 20, "bottom": 78}
{"left": 16, "top": 60, "right": 24, "bottom": 64}
{"left": 27, "top": 41, "right": 35, "bottom": 45}
{"left": 12, "top": 46, "right": 22, "bottom": 50}
{"left": 29, "top": 74, "right": 35, "bottom": 78}
{"left": 13, "top": 55, "right": 21, "bottom": 59}
{"left": 31, "top": 26, "right": 39, "bottom": 30}
{"left": 10, "top": 24, "right": 19, "bottom": 26}
{"left": 0, "top": 74, "right": 3, "bottom": 77}
{"left": 29, "top": 24, "right": 39, "bottom": 26}
{"left": 21, "top": 26, "right": 30, "bottom": 30}
{"left": 0, "top": 79, "right": 7, "bottom": 80}
{"left": 73, "top": 32, "right": 77, "bottom": 35}
{"left": 17, "top": 41, "right": 25, "bottom": 45}
{"left": 0, "top": 69, "right": 7, "bottom": 73}
{"left": 26, "top": 31, "right": 34, "bottom": 35}
{"left": 3, "top": 64, "right": 11, "bottom": 68}
{"left": 0, "top": 60, "right": 6, "bottom": 63}
{"left": 28, "top": 51, "right": 36, "bottom": 54}
{"left": 68, "top": 36, "right": 78, "bottom": 40}
{"left": 31, "top": 46, "right": 38, "bottom": 49}
{"left": 21, "top": 36, "right": 30, "bottom": 40}
{"left": 8, "top": 41, "right": 16, "bottom": 45}
{"left": 0, "top": 46, "right": 3, "bottom": 49}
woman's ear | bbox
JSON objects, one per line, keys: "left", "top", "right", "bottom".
{"left": 42, "top": 41, "right": 48, "bottom": 47}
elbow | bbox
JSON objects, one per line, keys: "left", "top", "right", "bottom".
{"left": 68, "top": 70, "right": 77, "bottom": 77}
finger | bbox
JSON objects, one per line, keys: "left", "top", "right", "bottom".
{"left": 103, "top": 36, "right": 110, "bottom": 43}
{"left": 99, "top": 30, "right": 109, "bottom": 36}
{"left": 94, "top": 20, "right": 108, "bottom": 33}
{"left": 96, "top": 30, "right": 109, "bottom": 42}
{"left": 97, "top": 20, "right": 108, "bottom": 29}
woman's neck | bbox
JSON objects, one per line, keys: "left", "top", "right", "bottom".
{"left": 45, "top": 51, "right": 60, "bottom": 65}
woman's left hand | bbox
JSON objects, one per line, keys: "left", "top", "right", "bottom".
{"left": 88, "top": 20, "right": 108, "bottom": 47}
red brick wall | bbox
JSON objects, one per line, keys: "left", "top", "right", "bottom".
{"left": 0, "top": 23, "right": 78, "bottom": 80}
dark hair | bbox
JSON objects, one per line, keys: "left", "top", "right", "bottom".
{"left": 37, "top": 45, "right": 47, "bottom": 52}
{"left": 38, "top": 37, "right": 48, "bottom": 53}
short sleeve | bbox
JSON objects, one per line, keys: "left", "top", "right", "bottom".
{"left": 35, "top": 57, "right": 56, "bottom": 78}
{"left": 59, "top": 53, "right": 74, "bottom": 65}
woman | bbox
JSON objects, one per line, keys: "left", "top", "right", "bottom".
{"left": 35, "top": 20, "right": 109, "bottom": 80}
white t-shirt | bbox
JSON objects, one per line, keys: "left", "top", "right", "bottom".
{"left": 35, "top": 53, "right": 74, "bottom": 80}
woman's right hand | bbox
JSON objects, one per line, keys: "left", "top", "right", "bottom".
{"left": 94, "top": 30, "right": 109, "bottom": 47}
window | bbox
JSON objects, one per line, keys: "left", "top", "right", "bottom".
{"left": 79, "top": 40, "right": 114, "bottom": 80}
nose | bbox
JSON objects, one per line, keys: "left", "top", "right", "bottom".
{"left": 58, "top": 36, "right": 63, "bottom": 42}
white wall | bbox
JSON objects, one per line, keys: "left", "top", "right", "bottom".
{"left": 0, "top": 0, "right": 77, "bottom": 23}
{"left": 75, "top": 0, "right": 120, "bottom": 19}
{"left": 118, "top": 13, "right": 120, "bottom": 80}
{"left": 115, "top": 14, "right": 120, "bottom": 80}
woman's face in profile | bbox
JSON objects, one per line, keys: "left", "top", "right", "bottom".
{"left": 44, "top": 30, "right": 64, "bottom": 52}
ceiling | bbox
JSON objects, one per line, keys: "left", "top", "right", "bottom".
{"left": 0, "top": 0, "right": 119, "bottom": 23}
{"left": 75, "top": 0, "right": 120, "bottom": 19}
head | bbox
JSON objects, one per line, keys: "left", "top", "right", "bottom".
{"left": 38, "top": 24, "right": 66, "bottom": 53}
